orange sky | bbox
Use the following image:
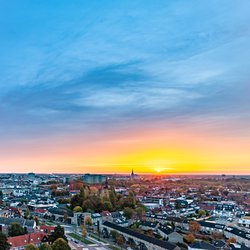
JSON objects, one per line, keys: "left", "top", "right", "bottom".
{"left": 1, "top": 122, "right": 250, "bottom": 174}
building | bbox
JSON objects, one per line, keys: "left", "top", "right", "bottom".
{"left": 8, "top": 233, "right": 48, "bottom": 249}
{"left": 83, "top": 174, "right": 107, "bottom": 184}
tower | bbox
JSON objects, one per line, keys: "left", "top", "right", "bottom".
{"left": 131, "top": 169, "right": 135, "bottom": 178}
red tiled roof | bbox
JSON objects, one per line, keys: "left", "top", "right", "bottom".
{"left": 8, "top": 233, "right": 47, "bottom": 247}
{"left": 40, "top": 225, "right": 55, "bottom": 234}
{"left": 34, "top": 208, "right": 47, "bottom": 214}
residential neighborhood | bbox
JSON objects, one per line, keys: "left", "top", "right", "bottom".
{"left": 0, "top": 173, "right": 250, "bottom": 249}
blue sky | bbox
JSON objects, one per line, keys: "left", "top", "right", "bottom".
{"left": 1, "top": 1, "right": 250, "bottom": 158}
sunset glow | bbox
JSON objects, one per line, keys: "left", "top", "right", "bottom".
{"left": 1, "top": 1, "right": 250, "bottom": 174}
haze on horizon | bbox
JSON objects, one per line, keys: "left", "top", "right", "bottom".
{"left": 1, "top": 1, "right": 250, "bottom": 175}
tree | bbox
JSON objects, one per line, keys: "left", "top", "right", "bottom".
{"left": 48, "top": 225, "right": 67, "bottom": 243}
{"left": 51, "top": 238, "right": 71, "bottom": 250}
{"left": 73, "top": 206, "right": 83, "bottom": 213}
{"left": 189, "top": 221, "right": 201, "bottom": 234}
{"left": 116, "top": 234, "right": 124, "bottom": 249}
{"left": 184, "top": 233, "right": 196, "bottom": 244}
{"left": 123, "top": 207, "right": 134, "bottom": 219}
{"left": 63, "top": 212, "right": 68, "bottom": 223}
{"left": 212, "top": 231, "right": 223, "bottom": 240}
{"left": 135, "top": 206, "right": 145, "bottom": 220}
{"left": 103, "top": 201, "right": 113, "bottom": 211}
{"left": 197, "top": 210, "right": 206, "bottom": 217}
{"left": 0, "top": 190, "right": 3, "bottom": 198}
{"left": 110, "top": 230, "right": 118, "bottom": 239}
{"left": 25, "top": 208, "right": 30, "bottom": 219}
{"left": 8, "top": 222, "right": 26, "bottom": 237}
{"left": 25, "top": 244, "right": 39, "bottom": 250}
{"left": 81, "top": 227, "right": 87, "bottom": 238}
{"left": 227, "top": 237, "right": 237, "bottom": 244}
{"left": 84, "top": 215, "right": 93, "bottom": 228}
{"left": 34, "top": 216, "right": 40, "bottom": 227}
{"left": 109, "top": 188, "right": 117, "bottom": 209}
{"left": 0, "top": 232, "right": 10, "bottom": 250}
{"left": 39, "top": 244, "right": 52, "bottom": 250}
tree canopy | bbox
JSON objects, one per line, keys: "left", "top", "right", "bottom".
{"left": 0, "top": 232, "right": 10, "bottom": 250}
{"left": 8, "top": 222, "right": 26, "bottom": 237}
{"left": 51, "top": 238, "right": 71, "bottom": 250}
{"left": 48, "top": 225, "right": 67, "bottom": 243}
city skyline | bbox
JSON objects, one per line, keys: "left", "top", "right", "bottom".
{"left": 1, "top": 1, "right": 250, "bottom": 174}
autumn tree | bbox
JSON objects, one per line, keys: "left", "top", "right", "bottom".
{"left": 73, "top": 206, "right": 83, "bottom": 213}
{"left": 227, "top": 237, "right": 237, "bottom": 244}
{"left": 81, "top": 227, "right": 87, "bottom": 238}
{"left": 184, "top": 233, "right": 196, "bottom": 244}
{"left": 116, "top": 234, "right": 124, "bottom": 249}
{"left": 84, "top": 215, "right": 93, "bottom": 228}
{"left": 189, "top": 221, "right": 201, "bottom": 234}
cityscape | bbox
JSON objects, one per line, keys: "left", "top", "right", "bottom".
{"left": 1, "top": 1, "right": 250, "bottom": 250}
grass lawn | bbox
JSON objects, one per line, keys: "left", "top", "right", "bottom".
{"left": 68, "top": 233, "right": 94, "bottom": 245}
{"left": 110, "top": 247, "right": 120, "bottom": 250}
{"left": 89, "top": 233, "right": 106, "bottom": 243}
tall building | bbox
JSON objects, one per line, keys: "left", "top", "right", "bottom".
{"left": 83, "top": 174, "right": 107, "bottom": 184}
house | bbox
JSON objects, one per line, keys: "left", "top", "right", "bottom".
{"left": 39, "top": 225, "right": 55, "bottom": 234}
{"left": 34, "top": 208, "right": 47, "bottom": 217}
{"left": 102, "top": 221, "right": 180, "bottom": 250}
{"left": 8, "top": 232, "right": 48, "bottom": 249}
{"left": 188, "top": 241, "right": 217, "bottom": 250}
{"left": 158, "top": 224, "right": 183, "bottom": 244}
{"left": 140, "top": 221, "right": 158, "bottom": 231}
{"left": 0, "top": 217, "right": 36, "bottom": 234}
{"left": 199, "top": 221, "right": 225, "bottom": 234}
{"left": 212, "top": 240, "right": 230, "bottom": 250}
{"left": 224, "top": 227, "right": 250, "bottom": 247}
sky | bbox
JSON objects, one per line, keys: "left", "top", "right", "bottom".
{"left": 1, "top": 0, "right": 250, "bottom": 174}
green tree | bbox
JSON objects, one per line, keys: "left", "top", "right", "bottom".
{"left": 123, "top": 207, "right": 134, "bottom": 219}
{"left": 135, "top": 206, "right": 145, "bottom": 220}
{"left": 8, "top": 222, "right": 26, "bottom": 237}
{"left": 103, "top": 201, "right": 113, "bottom": 211}
{"left": 110, "top": 230, "right": 118, "bottom": 239}
{"left": 51, "top": 238, "right": 71, "bottom": 250}
{"left": 70, "top": 194, "right": 82, "bottom": 210}
{"left": 0, "top": 232, "right": 10, "bottom": 249}
{"left": 109, "top": 188, "right": 117, "bottom": 209}
{"left": 48, "top": 225, "right": 67, "bottom": 243}
{"left": 39, "top": 243, "right": 52, "bottom": 250}
{"left": 25, "top": 244, "right": 39, "bottom": 250}
{"left": 0, "top": 190, "right": 3, "bottom": 198}
{"left": 197, "top": 210, "right": 206, "bottom": 217}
